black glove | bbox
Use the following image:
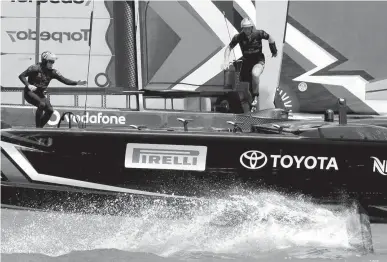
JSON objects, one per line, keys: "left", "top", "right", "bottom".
{"left": 269, "top": 42, "right": 278, "bottom": 57}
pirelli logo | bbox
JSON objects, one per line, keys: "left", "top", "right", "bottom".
{"left": 125, "top": 144, "right": 207, "bottom": 171}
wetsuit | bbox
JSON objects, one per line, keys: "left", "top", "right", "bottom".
{"left": 19, "top": 63, "right": 78, "bottom": 128}
{"left": 229, "top": 29, "right": 270, "bottom": 97}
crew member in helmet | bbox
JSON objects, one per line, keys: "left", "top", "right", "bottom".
{"left": 222, "top": 17, "right": 278, "bottom": 112}
{"left": 19, "top": 51, "right": 87, "bottom": 128}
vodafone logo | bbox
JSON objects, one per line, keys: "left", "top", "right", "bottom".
{"left": 47, "top": 110, "right": 126, "bottom": 126}
{"left": 240, "top": 150, "right": 268, "bottom": 170}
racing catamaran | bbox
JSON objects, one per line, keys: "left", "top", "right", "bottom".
{"left": 1, "top": 88, "right": 387, "bottom": 223}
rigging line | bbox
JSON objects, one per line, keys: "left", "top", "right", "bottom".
{"left": 144, "top": 1, "right": 151, "bottom": 88}
{"left": 223, "top": 11, "right": 236, "bottom": 61}
{"left": 83, "top": 0, "right": 95, "bottom": 129}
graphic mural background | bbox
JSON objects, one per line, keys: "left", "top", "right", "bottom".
{"left": 139, "top": 0, "right": 387, "bottom": 114}
{"left": 1, "top": 0, "right": 386, "bottom": 119}
{"left": 275, "top": 1, "right": 387, "bottom": 114}
{"left": 1, "top": 0, "right": 137, "bottom": 109}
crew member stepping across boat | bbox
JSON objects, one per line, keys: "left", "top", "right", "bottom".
{"left": 222, "top": 17, "right": 278, "bottom": 112}
{"left": 19, "top": 51, "right": 87, "bottom": 128}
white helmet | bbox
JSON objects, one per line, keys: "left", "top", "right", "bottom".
{"left": 241, "top": 17, "right": 254, "bottom": 28}
{"left": 41, "top": 51, "right": 57, "bottom": 62}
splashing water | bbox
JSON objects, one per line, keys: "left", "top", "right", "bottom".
{"left": 1, "top": 189, "right": 371, "bottom": 259}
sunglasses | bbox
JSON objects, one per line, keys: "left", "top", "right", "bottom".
{"left": 47, "top": 60, "right": 55, "bottom": 64}
{"left": 242, "top": 27, "right": 252, "bottom": 31}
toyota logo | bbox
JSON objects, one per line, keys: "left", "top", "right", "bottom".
{"left": 240, "top": 150, "right": 268, "bottom": 170}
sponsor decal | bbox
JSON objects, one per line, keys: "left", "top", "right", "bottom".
{"left": 47, "top": 110, "right": 126, "bottom": 126}
{"left": 240, "top": 150, "right": 267, "bottom": 170}
{"left": 11, "top": 0, "right": 91, "bottom": 5}
{"left": 240, "top": 150, "right": 338, "bottom": 171}
{"left": 370, "top": 156, "right": 387, "bottom": 176}
{"left": 125, "top": 144, "right": 207, "bottom": 171}
{"left": 298, "top": 82, "right": 308, "bottom": 92}
{"left": 1, "top": 141, "right": 188, "bottom": 198}
{"left": 276, "top": 87, "right": 293, "bottom": 110}
{"left": 6, "top": 29, "right": 90, "bottom": 43}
